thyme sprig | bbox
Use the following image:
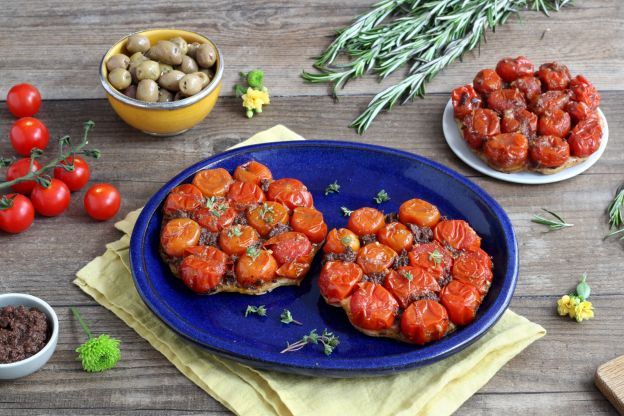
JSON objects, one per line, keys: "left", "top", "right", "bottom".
{"left": 281, "top": 329, "right": 340, "bottom": 356}
{"left": 531, "top": 209, "right": 574, "bottom": 231}
{"left": 280, "top": 309, "right": 303, "bottom": 325}
{"left": 244, "top": 305, "right": 267, "bottom": 317}
{"left": 373, "top": 189, "right": 390, "bottom": 204}
{"left": 341, "top": 206, "right": 354, "bottom": 216}
{"left": 324, "top": 180, "right": 341, "bottom": 195}
{"left": 429, "top": 249, "right": 443, "bottom": 265}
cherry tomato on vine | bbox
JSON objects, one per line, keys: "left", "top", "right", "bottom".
{"left": 83, "top": 183, "right": 121, "bottom": 221}
{"left": 53, "top": 156, "right": 91, "bottom": 191}
{"left": 5, "top": 158, "right": 42, "bottom": 194}
{"left": 0, "top": 194, "right": 35, "bottom": 234}
{"left": 30, "top": 178, "right": 71, "bottom": 217}
{"left": 6, "top": 83, "right": 42, "bottom": 117}
{"left": 10, "top": 117, "right": 49, "bottom": 156}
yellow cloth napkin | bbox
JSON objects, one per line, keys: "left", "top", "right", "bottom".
{"left": 74, "top": 125, "right": 545, "bottom": 416}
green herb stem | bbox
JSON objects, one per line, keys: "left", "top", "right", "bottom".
{"left": 71, "top": 307, "right": 93, "bottom": 340}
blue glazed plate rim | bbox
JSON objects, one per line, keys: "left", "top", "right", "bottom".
{"left": 130, "top": 140, "right": 519, "bottom": 375}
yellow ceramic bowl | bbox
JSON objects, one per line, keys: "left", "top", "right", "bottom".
{"left": 99, "top": 29, "right": 223, "bottom": 136}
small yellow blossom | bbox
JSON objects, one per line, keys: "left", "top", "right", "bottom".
{"left": 557, "top": 295, "right": 578, "bottom": 318}
{"left": 242, "top": 87, "right": 270, "bottom": 118}
{"left": 573, "top": 300, "right": 594, "bottom": 322}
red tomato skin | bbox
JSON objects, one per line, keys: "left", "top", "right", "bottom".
{"left": 9, "top": 117, "right": 49, "bottom": 156}
{"left": 6, "top": 158, "right": 42, "bottom": 195}
{"left": 451, "top": 85, "right": 482, "bottom": 120}
{"left": 84, "top": 183, "right": 122, "bottom": 221}
{"left": 495, "top": 56, "right": 534, "bottom": 83}
{"left": 486, "top": 89, "right": 526, "bottom": 115}
{"left": 264, "top": 231, "right": 312, "bottom": 264}
{"left": 433, "top": 220, "right": 482, "bottom": 252}
{"left": 0, "top": 194, "right": 35, "bottom": 233}
{"left": 483, "top": 133, "right": 529, "bottom": 172}
{"left": 537, "top": 110, "right": 571, "bottom": 138}
{"left": 568, "top": 115, "right": 602, "bottom": 157}
{"left": 383, "top": 267, "right": 440, "bottom": 309}
{"left": 569, "top": 75, "right": 600, "bottom": 110}
{"left": 530, "top": 91, "right": 571, "bottom": 116}
{"left": 318, "top": 261, "right": 364, "bottom": 305}
{"left": 452, "top": 250, "right": 493, "bottom": 295}
{"left": 501, "top": 109, "right": 537, "bottom": 138}
{"left": 163, "top": 184, "right": 204, "bottom": 216}
{"left": 510, "top": 76, "right": 542, "bottom": 101}
{"left": 179, "top": 246, "right": 229, "bottom": 293}
{"left": 6, "top": 83, "right": 41, "bottom": 117}
{"left": 30, "top": 178, "right": 71, "bottom": 217}
{"left": 53, "top": 156, "right": 91, "bottom": 191}
{"left": 400, "top": 300, "right": 449, "bottom": 345}
{"left": 529, "top": 135, "right": 570, "bottom": 168}
{"left": 473, "top": 69, "right": 503, "bottom": 95}
{"left": 462, "top": 109, "right": 501, "bottom": 150}
{"left": 538, "top": 62, "right": 571, "bottom": 91}
{"left": 440, "top": 280, "right": 482, "bottom": 326}
{"left": 266, "top": 178, "right": 313, "bottom": 210}
{"left": 348, "top": 282, "right": 399, "bottom": 331}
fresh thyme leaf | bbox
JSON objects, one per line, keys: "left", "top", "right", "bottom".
{"left": 373, "top": 189, "right": 390, "bottom": 204}
{"left": 340, "top": 236, "right": 352, "bottom": 245}
{"left": 245, "top": 305, "right": 267, "bottom": 317}
{"left": 281, "top": 328, "right": 340, "bottom": 355}
{"left": 280, "top": 309, "right": 303, "bottom": 325}
{"left": 429, "top": 249, "right": 443, "bottom": 266}
{"left": 531, "top": 208, "right": 574, "bottom": 231}
{"left": 324, "top": 180, "right": 341, "bottom": 195}
{"left": 341, "top": 206, "right": 354, "bottom": 216}
{"left": 246, "top": 246, "right": 261, "bottom": 260}
{"left": 400, "top": 270, "right": 414, "bottom": 281}
{"left": 206, "top": 197, "right": 228, "bottom": 218}
{"left": 228, "top": 225, "right": 242, "bottom": 237}
{"left": 259, "top": 202, "right": 275, "bottom": 223}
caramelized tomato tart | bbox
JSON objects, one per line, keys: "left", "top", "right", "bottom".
{"left": 318, "top": 198, "right": 493, "bottom": 345}
{"left": 451, "top": 56, "right": 603, "bottom": 174}
{"left": 159, "top": 161, "right": 327, "bottom": 295}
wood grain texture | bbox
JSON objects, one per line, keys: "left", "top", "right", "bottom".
{"left": 1, "top": 0, "right": 623, "bottom": 415}
{"left": 596, "top": 355, "right": 624, "bottom": 414}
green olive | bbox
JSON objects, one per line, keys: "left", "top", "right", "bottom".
{"left": 106, "top": 54, "right": 130, "bottom": 71}
{"left": 178, "top": 55, "right": 199, "bottom": 74}
{"left": 129, "top": 52, "right": 148, "bottom": 64}
{"left": 147, "top": 40, "right": 182, "bottom": 66}
{"left": 158, "top": 89, "right": 174, "bottom": 102}
{"left": 179, "top": 74, "right": 203, "bottom": 96}
{"left": 136, "top": 79, "right": 159, "bottom": 102}
{"left": 128, "top": 62, "right": 139, "bottom": 83}
{"left": 187, "top": 42, "right": 200, "bottom": 58}
{"left": 195, "top": 43, "right": 217, "bottom": 68}
{"left": 174, "top": 91, "right": 185, "bottom": 101}
{"left": 126, "top": 35, "right": 151, "bottom": 54}
{"left": 169, "top": 37, "right": 188, "bottom": 55}
{"left": 108, "top": 68, "right": 132, "bottom": 90}
{"left": 123, "top": 85, "right": 137, "bottom": 99}
{"left": 159, "top": 63, "right": 173, "bottom": 77}
{"left": 158, "top": 70, "right": 185, "bottom": 91}
{"left": 193, "top": 71, "right": 211, "bottom": 89}
{"left": 136, "top": 60, "right": 161, "bottom": 81}
{"left": 198, "top": 68, "right": 214, "bottom": 79}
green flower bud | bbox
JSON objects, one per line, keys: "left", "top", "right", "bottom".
{"left": 246, "top": 109, "right": 254, "bottom": 118}
{"left": 246, "top": 70, "right": 264, "bottom": 88}
{"left": 576, "top": 273, "right": 591, "bottom": 301}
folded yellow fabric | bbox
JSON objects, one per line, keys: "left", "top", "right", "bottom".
{"left": 74, "top": 125, "right": 545, "bottom": 416}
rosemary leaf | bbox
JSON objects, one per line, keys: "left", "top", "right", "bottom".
{"left": 531, "top": 208, "right": 574, "bottom": 231}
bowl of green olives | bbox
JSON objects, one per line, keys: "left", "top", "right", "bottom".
{"left": 100, "top": 29, "right": 224, "bottom": 136}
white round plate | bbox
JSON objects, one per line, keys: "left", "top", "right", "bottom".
{"left": 442, "top": 99, "right": 609, "bottom": 184}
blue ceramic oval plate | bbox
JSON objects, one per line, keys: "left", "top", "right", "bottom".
{"left": 130, "top": 141, "right": 518, "bottom": 377}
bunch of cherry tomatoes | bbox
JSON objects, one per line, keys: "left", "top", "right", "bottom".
{"left": 0, "top": 83, "right": 121, "bottom": 234}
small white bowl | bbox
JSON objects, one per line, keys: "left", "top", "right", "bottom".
{"left": 0, "top": 293, "right": 59, "bottom": 380}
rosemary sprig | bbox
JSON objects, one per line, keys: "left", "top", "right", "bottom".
{"left": 607, "top": 184, "right": 624, "bottom": 230}
{"left": 281, "top": 329, "right": 340, "bottom": 356}
{"left": 531, "top": 209, "right": 574, "bottom": 231}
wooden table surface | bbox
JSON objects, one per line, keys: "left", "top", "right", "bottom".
{"left": 1, "top": 1, "right": 623, "bottom": 414}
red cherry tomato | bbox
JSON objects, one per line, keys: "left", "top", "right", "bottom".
{"left": 376, "top": 222, "right": 414, "bottom": 253}
{"left": 398, "top": 198, "right": 441, "bottom": 228}
{"left": 163, "top": 184, "right": 204, "bottom": 217}
{"left": 538, "top": 62, "right": 571, "bottom": 91}
{"left": 233, "top": 161, "right": 273, "bottom": 185}
{"left": 451, "top": 85, "right": 482, "bottom": 120}
{"left": 486, "top": 89, "right": 526, "bottom": 115}
{"left": 568, "top": 115, "right": 602, "bottom": 157}
{"left": 529, "top": 135, "right": 570, "bottom": 169}
{"left": 348, "top": 282, "right": 399, "bottom": 331}
{"left": 266, "top": 178, "right": 313, "bottom": 210}
{"left": 565, "top": 101, "right": 593, "bottom": 123}
{"left": 348, "top": 207, "right": 385, "bottom": 236}
{"left": 195, "top": 198, "right": 237, "bottom": 232}
{"left": 383, "top": 267, "right": 440, "bottom": 309}
{"left": 9, "top": 117, "right": 49, "bottom": 156}
{"left": 452, "top": 250, "right": 493, "bottom": 295}
{"left": 84, "top": 183, "right": 121, "bottom": 221}
{"left": 53, "top": 156, "right": 90, "bottom": 191}
{"left": 264, "top": 231, "right": 312, "bottom": 265}
{"left": 356, "top": 242, "right": 397, "bottom": 274}
{"left": 495, "top": 56, "right": 534, "bottom": 83}
{"left": 30, "top": 178, "right": 71, "bottom": 217}
{"left": 569, "top": 75, "right": 600, "bottom": 110}
{"left": 192, "top": 168, "right": 234, "bottom": 197}
{"left": 462, "top": 108, "right": 501, "bottom": 150}
{"left": 0, "top": 194, "right": 35, "bottom": 233}
{"left": 318, "top": 261, "right": 364, "bottom": 305}
{"left": 160, "top": 218, "right": 201, "bottom": 257}
{"left": 473, "top": 69, "right": 502, "bottom": 95}
{"left": 290, "top": 207, "right": 328, "bottom": 243}
{"left": 510, "top": 76, "right": 542, "bottom": 101}
{"left": 440, "top": 280, "right": 482, "bottom": 326}
{"left": 6, "top": 83, "right": 42, "bottom": 117}
{"left": 501, "top": 109, "right": 537, "bottom": 138}
{"left": 483, "top": 133, "right": 529, "bottom": 172}
{"left": 400, "top": 300, "right": 449, "bottom": 345}
{"left": 530, "top": 90, "right": 571, "bottom": 116}
{"left": 5, "top": 158, "right": 42, "bottom": 194}
{"left": 226, "top": 180, "right": 266, "bottom": 211}
{"left": 235, "top": 250, "right": 278, "bottom": 287}
{"left": 538, "top": 109, "right": 571, "bottom": 138}
{"left": 433, "top": 220, "right": 482, "bottom": 253}
{"left": 323, "top": 228, "right": 361, "bottom": 254}
{"left": 180, "top": 246, "right": 230, "bottom": 293}
{"left": 408, "top": 241, "right": 453, "bottom": 281}
{"left": 245, "top": 201, "right": 289, "bottom": 237}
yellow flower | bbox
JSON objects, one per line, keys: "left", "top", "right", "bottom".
{"left": 574, "top": 300, "right": 594, "bottom": 322}
{"left": 557, "top": 295, "right": 578, "bottom": 318}
{"left": 242, "top": 87, "right": 270, "bottom": 118}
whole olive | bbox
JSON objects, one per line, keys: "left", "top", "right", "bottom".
{"left": 126, "top": 35, "right": 151, "bottom": 54}
{"left": 195, "top": 43, "right": 217, "bottom": 68}
{"left": 174, "top": 91, "right": 185, "bottom": 101}
{"left": 198, "top": 68, "right": 214, "bottom": 78}
{"left": 178, "top": 55, "right": 199, "bottom": 74}
{"left": 169, "top": 37, "right": 188, "bottom": 55}
{"left": 179, "top": 74, "right": 203, "bottom": 96}
{"left": 158, "top": 89, "right": 174, "bottom": 102}
{"left": 148, "top": 40, "right": 182, "bottom": 66}
{"left": 129, "top": 52, "right": 148, "bottom": 64}
{"left": 128, "top": 62, "right": 140, "bottom": 83}
{"left": 123, "top": 84, "right": 137, "bottom": 99}
{"left": 187, "top": 42, "right": 200, "bottom": 58}
{"left": 108, "top": 68, "right": 132, "bottom": 90}
{"left": 158, "top": 70, "right": 185, "bottom": 91}
{"left": 159, "top": 63, "right": 173, "bottom": 77}
{"left": 106, "top": 54, "right": 130, "bottom": 71}
{"left": 136, "top": 60, "right": 161, "bottom": 81}
{"left": 136, "top": 79, "right": 159, "bottom": 102}
{"left": 193, "top": 71, "right": 211, "bottom": 88}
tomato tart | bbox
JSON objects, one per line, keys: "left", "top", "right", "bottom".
{"left": 159, "top": 161, "right": 328, "bottom": 295}
{"left": 318, "top": 198, "right": 493, "bottom": 345}
{"left": 451, "top": 56, "right": 602, "bottom": 174}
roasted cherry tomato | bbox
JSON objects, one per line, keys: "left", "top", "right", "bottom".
{"left": 160, "top": 218, "right": 201, "bottom": 257}
{"left": 376, "top": 222, "right": 414, "bottom": 253}
{"left": 529, "top": 135, "right": 570, "bottom": 168}
{"left": 226, "top": 180, "right": 266, "bottom": 211}
{"left": 500, "top": 109, "right": 537, "bottom": 138}
{"left": 318, "top": 261, "right": 364, "bottom": 305}
{"left": 192, "top": 168, "right": 234, "bottom": 197}
{"left": 233, "top": 161, "right": 273, "bottom": 185}
{"left": 9, "top": 117, "right": 49, "bottom": 156}
{"left": 462, "top": 108, "right": 501, "bottom": 150}
{"left": 194, "top": 197, "right": 237, "bottom": 232}
{"left": 538, "top": 62, "right": 571, "bottom": 91}
{"left": 323, "top": 228, "right": 361, "bottom": 254}
{"left": 180, "top": 246, "right": 230, "bottom": 293}
{"left": 483, "top": 133, "right": 529, "bottom": 172}
{"left": 0, "top": 194, "right": 35, "bottom": 234}
{"left": 235, "top": 250, "right": 278, "bottom": 287}
{"left": 348, "top": 207, "right": 385, "bottom": 236}
{"left": 530, "top": 90, "right": 571, "bottom": 116}
{"left": 84, "top": 183, "right": 121, "bottom": 221}
{"left": 267, "top": 178, "right": 313, "bottom": 210}
{"left": 440, "top": 280, "right": 482, "bottom": 326}
{"left": 356, "top": 242, "right": 397, "bottom": 274}
{"left": 276, "top": 262, "right": 311, "bottom": 280}
{"left": 452, "top": 250, "right": 493, "bottom": 295}
{"left": 264, "top": 231, "right": 312, "bottom": 264}
{"left": 6, "top": 83, "right": 41, "bottom": 117}
{"left": 568, "top": 115, "right": 602, "bottom": 157}
{"left": 495, "top": 56, "right": 534, "bottom": 83}
{"left": 290, "top": 207, "right": 327, "bottom": 243}
{"left": 486, "top": 89, "right": 526, "bottom": 115}
{"left": 569, "top": 75, "right": 600, "bottom": 110}
{"left": 348, "top": 282, "right": 399, "bottom": 331}
{"left": 510, "top": 76, "right": 542, "bottom": 101}
{"left": 53, "top": 156, "right": 90, "bottom": 191}
{"left": 218, "top": 225, "right": 260, "bottom": 256}
{"left": 30, "top": 178, "right": 71, "bottom": 217}
{"left": 434, "top": 220, "right": 481, "bottom": 253}
{"left": 163, "top": 184, "right": 203, "bottom": 216}
{"left": 451, "top": 85, "right": 482, "bottom": 120}
{"left": 5, "top": 158, "right": 41, "bottom": 195}
{"left": 400, "top": 300, "right": 449, "bottom": 345}
{"left": 473, "top": 69, "right": 502, "bottom": 95}
{"left": 398, "top": 198, "right": 440, "bottom": 228}
{"left": 408, "top": 241, "right": 453, "bottom": 281}
{"left": 566, "top": 101, "right": 593, "bottom": 123}
{"left": 538, "top": 109, "right": 571, "bottom": 138}
{"left": 246, "top": 201, "right": 289, "bottom": 237}
{"left": 383, "top": 267, "right": 440, "bottom": 309}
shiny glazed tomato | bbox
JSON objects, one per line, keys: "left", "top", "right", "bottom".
{"left": 400, "top": 300, "right": 449, "bottom": 345}
{"left": 440, "top": 280, "right": 482, "bottom": 326}
{"left": 356, "top": 242, "right": 397, "bottom": 274}
{"left": 83, "top": 183, "right": 121, "bottom": 221}
{"left": 376, "top": 222, "right": 414, "bottom": 252}
{"left": 348, "top": 282, "right": 399, "bottom": 331}
{"left": 451, "top": 85, "right": 482, "bottom": 120}
{"left": 434, "top": 220, "right": 481, "bottom": 252}
{"left": 462, "top": 108, "right": 501, "bottom": 150}
{"left": 6, "top": 83, "right": 41, "bottom": 117}
{"left": 566, "top": 101, "right": 593, "bottom": 123}
{"left": 218, "top": 225, "right": 260, "bottom": 256}
{"left": 452, "top": 250, "right": 493, "bottom": 295}
{"left": 473, "top": 69, "right": 502, "bottom": 95}
{"left": 267, "top": 178, "right": 313, "bottom": 210}
{"left": 318, "top": 261, "right": 364, "bottom": 305}
{"left": 537, "top": 109, "right": 571, "bottom": 138}
{"left": 495, "top": 56, "right": 534, "bottom": 83}
{"left": 290, "top": 207, "right": 327, "bottom": 243}
{"left": 323, "top": 228, "right": 361, "bottom": 254}
{"left": 194, "top": 198, "right": 237, "bottom": 232}
{"left": 408, "top": 241, "right": 453, "bottom": 280}
{"left": 529, "top": 135, "right": 570, "bottom": 168}
{"left": 264, "top": 231, "right": 312, "bottom": 264}
{"left": 235, "top": 250, "right": 278, "bottom": 287}
{"left": 510, "top": 76, "right": 542, "bottom": 101}
{"left": 163, "top": 184, "right": 204, "bottom": 216}
{"left": 5, "top": 158, "right": 41, "bottom": 195}
{"left": 398, "top": 198, "right": 440, "bottom": 228}
{"left": 53, "top": 156, "right": 90, "bottom": 192}
{"left": 10, "top": 117, "right": 49, "bottom": 156}
{"left": 487, "top": 89, "right": 526, "bottom": 114}
{"left": 348, "top": 207, "right": 385, "bottom": 235}
{"left": 538, "top": 62, "right": 571, "bottom": 91}
{"left": 530, "top": 90, "right": 570, "bottom": 116}
{"left": 276, "top": 261, "right": 311, "bottom": 280}
{"left": 30, "top": 178, "right": 70, "bottom": 217}
{"left": 180, "top": 246, "right": 230, "bottom": 293}
{"left": 483, "top": 133, "right": 529, "bottom": 172}
{"left": 233, "top": 161, "right": 273, "bottom": 185}
{"left": 568, "top": 115, "right": 602, "bottom": 157}
{"left": 501, "top": 109, "right": 537, "bottom": 138}
{"left": 383, "top": 267, "right": 440, "bottom": 309}
{"left": 0, "top": 194, "right": 35, "bottom": 234}
{"left": 192, "top": 168, "right": 234, "bottom": 197}
{"left": 246, "top": 201, "right": 289, "bottom": 236}
{"left": 160, "top": 218, "right": 201, "bottom": 257}
{"left": 569, "top": 75, "right": 600, "bottom": 110}
{"left": 227, "top": 181, "right": 266, "bottom": 210}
